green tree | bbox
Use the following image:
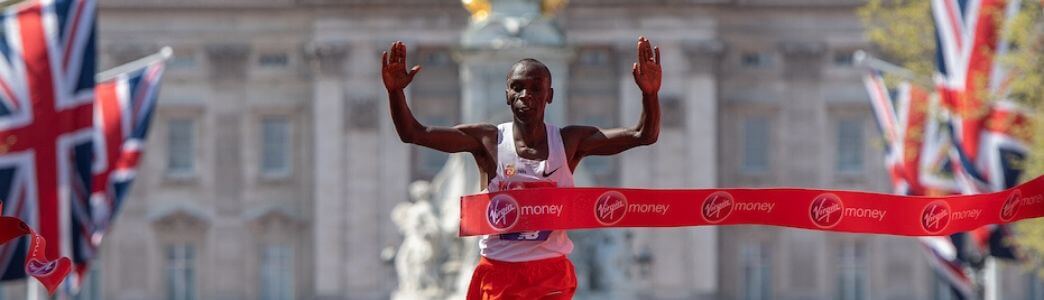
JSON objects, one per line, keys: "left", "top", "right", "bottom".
{"left": 859, "top": 0, "right": 1044, "bottom": 275}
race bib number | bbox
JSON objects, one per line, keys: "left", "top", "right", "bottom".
{"left": 499, "top": 231, "right": 551, "bottom": 241}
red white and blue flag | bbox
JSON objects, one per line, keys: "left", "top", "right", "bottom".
{"left": 930, "top": 0, "right": 1029, "bottom": 298}
{"left": 862, "top": 71, "right": 974, "bottom": 299}
{"left": 85, "top": 58, "right": 166, "bottom": 272}
{"left": 0, "top": 0, "right": 97, "bottom": 286}
{"left": 863, "top": 71, "right": 959, "bottom": 196}
{"left": 932, "top": 0, "right": 1025, "bottom": 194}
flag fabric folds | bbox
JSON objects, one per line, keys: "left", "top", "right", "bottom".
{"left": 0, "top": 0, "right": 167, "bottom": 295}
{"left": 863, "top": 71, "right": 975, "bottom": 299}
{"left": 74, "top": 55, "right": 166, "bottom": 287}
{"left": 859, "top": 0, "right": 1031, "bottom": 298}
{"left": 0, "top": 0, "right": 98, "bottom": 284}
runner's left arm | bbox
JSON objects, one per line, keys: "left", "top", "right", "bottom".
{"left": 565, "top": 36, "right": 661, "bottom": 161}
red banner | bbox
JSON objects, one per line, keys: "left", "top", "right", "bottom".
{"left": 0, "top": 216, "right": 71, "bottom": 295}
{"left": 460, "top": 174, "right": 1044, "bottom": 237}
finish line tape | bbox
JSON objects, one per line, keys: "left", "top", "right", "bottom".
{"left": 460, "top": 175, "right": 1044, "bottom": 237}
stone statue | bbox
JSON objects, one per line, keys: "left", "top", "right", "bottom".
{"left": 390, "top": 181, "right": 442, "bottom": 299}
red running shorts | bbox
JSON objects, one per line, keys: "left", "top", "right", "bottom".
{"left": 467, "top": 255, "right": 577, "bottom": 300}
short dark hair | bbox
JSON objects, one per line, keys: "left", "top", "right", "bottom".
{"left": 507, "top": 58, "right": 552, "bottom": 86}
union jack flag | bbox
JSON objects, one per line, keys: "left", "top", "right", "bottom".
{"left": 930, "top": 0, "right": 1029, "bottom": 298}
{"left": 863, "top": 71, "right": 958, "bottom": 196}
{"left": 862, "top": 70, "right": 973, "bottom": 299}
{"left": 0, "top": 0, "right": 97, "bottom": 285}
{"left": 84, "top": 57, "right": 166, "bottom": 276}
{"left": 932, "top": 0, "right": 1026, "bottom": 194}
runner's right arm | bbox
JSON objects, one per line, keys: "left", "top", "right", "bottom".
{"left": 382, "top": 41, "right": 493, "bottom": 154}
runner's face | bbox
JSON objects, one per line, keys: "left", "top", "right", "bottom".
{"left": 505, "top": 64, "right": 552, "bottom": 123}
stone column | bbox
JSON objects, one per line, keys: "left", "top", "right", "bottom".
{"left": 614, "top": 42, "right": 650, "bottom": 189}
{"left": 377, "top": 42, "right": 413, "bottom": 296}
{"left": 682, "top": 39, "right": 724, "bottom": 297}
{"left": 204, "top": 43, "right": 251, "bottom": 299}
{"left": 778, "top": 41, "right": 828, "bottom": 298}
{"left": 305, "top": 41, "right": 349, "bottom": 299}
{"left": 778, "top": 41, "right": 826, "bottom": 187}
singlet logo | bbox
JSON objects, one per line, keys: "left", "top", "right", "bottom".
{"left": 504, "top": 164, "right": 517, "bottom": 177}
{"left": 487, "top": 194, "right": 520, "bottom": 231}
{"left": 594, "top": 191, "right": 628, "bottom": 226}
{"left": 921, "top": 200, "right": 951, "bottom": 234}
{"left": 701, "top": 191, "right": 734, "bottom": 224}
{"left": 809, "top": 193, "right": 844, "bottom": 229}
{"left": 1000, "top": 190, "right": 1022, "bottom": 222}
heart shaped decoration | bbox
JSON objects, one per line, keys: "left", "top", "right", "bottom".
{"left": 0, "top": 206, "right": 73, "bottom": 295}
{"left": 24, "top": 232, "right": 72, "bottom": 295}
{"left": 26, "top": 257, "right": 72, "bottom": 294}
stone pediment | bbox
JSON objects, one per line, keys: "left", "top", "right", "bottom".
{"left": 147, "top": 202, "right": 211, "bottom": 231}
{"left": 242, "top": 204, "right": 303, "bottom": 227}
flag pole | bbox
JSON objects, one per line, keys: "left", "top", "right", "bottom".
{"left": 96, "top": 46, "right": 173, "bottom": 82}
{"left": 853, "top": 50, "right": 934, "bottom": 87}
{"left": 984, "top": 258, "right": 999, "bottom": 300}
{"left": 26, "top": 278, "right": 39, "bottom": 300}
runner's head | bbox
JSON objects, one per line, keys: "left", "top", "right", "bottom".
{"left": 505, "top": 59, "right": 552, "bottom": 124}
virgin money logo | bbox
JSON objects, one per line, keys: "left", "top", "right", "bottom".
{"left": 487, "top": 194, "right": 519, "bottom": 231}
{"left": 921, "top": 200, "right": 951, "bottom": 234}
{"left": 1000, "top": 190, "right": 1022, "bottom": 222}
{"left": 809, "top": 193, "right": 844, "bottom": 229}
{"left": 594, "top": 191, "right": 628, "bottom": 226}
{"left": 701, "top": 191, "right": 734, "bottom": 224}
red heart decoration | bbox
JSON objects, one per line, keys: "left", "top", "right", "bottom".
{"left": 23, "top": 232, "right": 72, "bottom": 295}
{"left": 26, "top": 257, "right": 71, "bottom": 295}
{"left": 0, "top": 208, "right": 74, "bottom": 295}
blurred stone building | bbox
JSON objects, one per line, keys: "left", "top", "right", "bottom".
{"left": 1, "top": 0, "right": 1038, "bottom": 300}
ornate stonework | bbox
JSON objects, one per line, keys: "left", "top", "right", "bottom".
{"left": 305, "top": 42, "right": 351, "bottom": 78}
{"left": 205, "top": 43, "right": 250, "bottom": 80}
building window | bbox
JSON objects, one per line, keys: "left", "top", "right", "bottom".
{"left": 836, "top": 118, "right": 865, "bottom": 173}
{"left": 579, "top": 49, "right": 609, "bottom": 66}
{"left": 167, "top": 119, "right": 195, "bottom": 176}
{"left": 169, "top": 57, "right": 196, "bottom": 69}
{"left": 742, "top": 242, "right": 771, "bottom": 300}
{"left": 258, "top": 53, "right": 289, "bottom": 68}
{"left": 837, "top": 240, "right": 867, "bottom": 300}
{"left": 261, "top": 116, "right": 292, "bottom": 177}
{"left": 834, "top": 51, "right": 855, "bottom": 67}
{"left": 741, "top": 52, "right": 773, "bottom": 68}
{"left": 423, "top": 50, "right": 452, "bottom": 67}
{"left": 742, "top": 117, "right": 771, "bottom": 173}
{"left": 260, "top": 244, "right": 294, "bottom": 300}
{"left": 166, "top": 244, "right": 196, "bottom": 300}
{"left": 660, "top": 96, "right": 685, "bottom": 129}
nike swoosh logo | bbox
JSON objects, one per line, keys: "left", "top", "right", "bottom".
{"left": 542, "top": 166, "right": 560, "bottom": 177}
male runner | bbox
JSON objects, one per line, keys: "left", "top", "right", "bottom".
{"left": 382, "top": 36, "right": 661, "bottom": 299}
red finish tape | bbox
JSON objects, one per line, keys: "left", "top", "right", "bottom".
{"left": 460, "top": 175, "right": 1044, "bottom": 237}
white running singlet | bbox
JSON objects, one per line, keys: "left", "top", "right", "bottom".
{"left": 479, "top": 122, "right": 575, "bottom": 262}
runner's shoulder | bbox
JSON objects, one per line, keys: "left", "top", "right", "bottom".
{"left": 560, "top": 125, "right": 600, "bottom": 141}
{"left": 454, "top": 123, "right": 499, "bottom": 141}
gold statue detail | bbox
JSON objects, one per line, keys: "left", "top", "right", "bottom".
{"left": 461, "top": 0, "right": 568, "bottom": 22}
